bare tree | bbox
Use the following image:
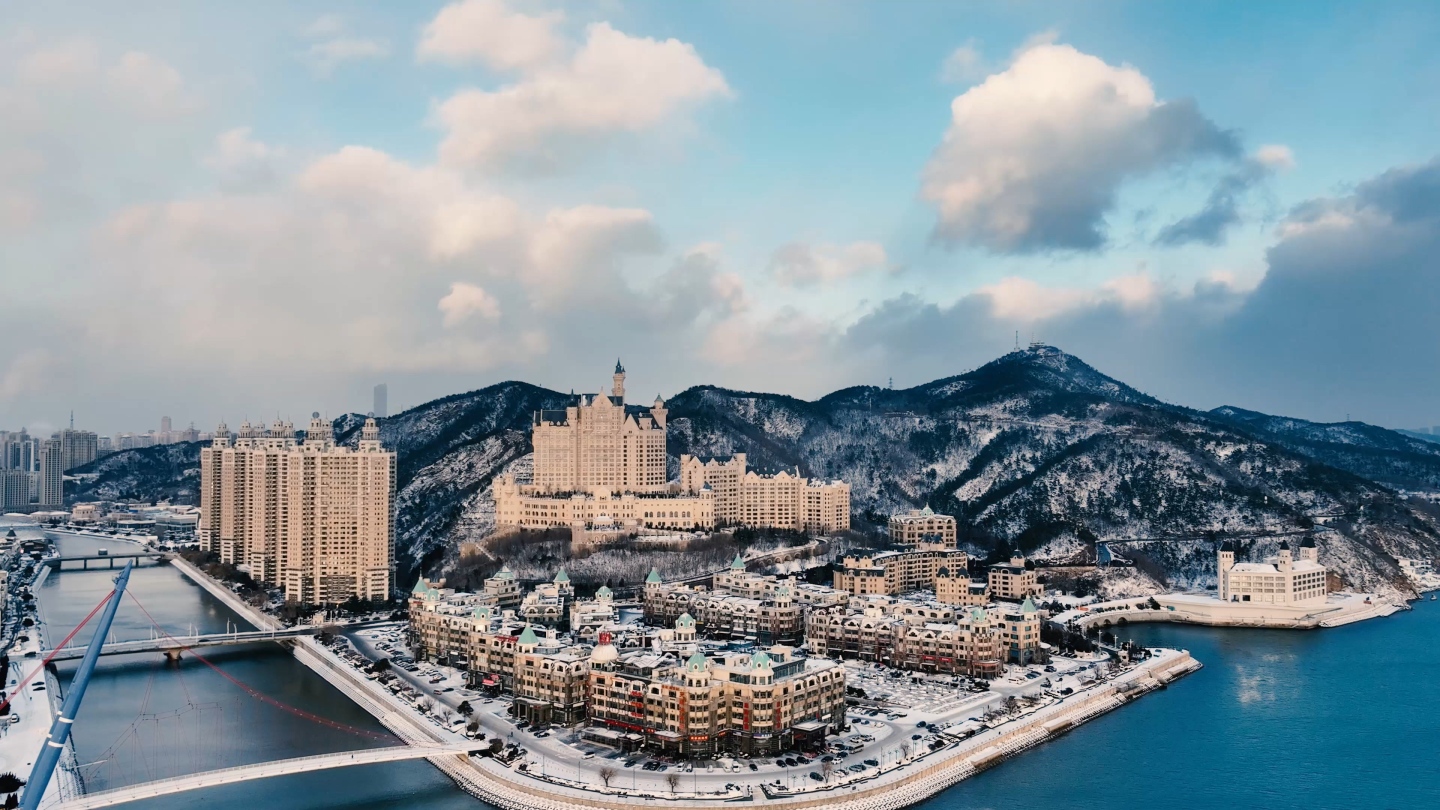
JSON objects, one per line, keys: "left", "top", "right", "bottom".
{"left": 899, "top": 742, "right": 911, "bottom": 760}
{"left": 441, "top": 708, "right": 455, "bottom": 724}
{"left": 598, "top": 767, "right": 617, "bottom": 788}
{"left": 821, "top": 760, "right": 834, "bottom": 781}
{"left": 419, "top": 697, "right": 435, "bottom": 714}
{"left": 666, "top": 773, "right": 681, "bottom": 793}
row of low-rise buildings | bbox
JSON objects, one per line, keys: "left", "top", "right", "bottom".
{"left": 641, "top": 553, "right": 1045, "bottom": 675}
{"left": 407, "top": 579, "right": 847, "bottom": 754}
{"left": 494, "top": 363, "right": 851, "bottom": 536}
{"left": 198, "top": 414, "right": 394, "bottom": 605}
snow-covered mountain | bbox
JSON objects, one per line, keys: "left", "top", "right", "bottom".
{"left": 71, "top": 346, "right": 1440, "bottom": 597}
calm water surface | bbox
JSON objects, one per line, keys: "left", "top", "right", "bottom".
{"left": 32, "top": 529, "right": 477, "bottom": 810}
{"left": 22, "top": 525, "right": 1440, "bottom": 810}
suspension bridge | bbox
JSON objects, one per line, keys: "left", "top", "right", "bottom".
{"left": 3, "top": 563, "right": 473, "bottom": 810}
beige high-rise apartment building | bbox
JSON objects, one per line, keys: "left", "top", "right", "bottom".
{"left": 199, "top": 414, "right": 394, "bottom": 604}
{"left": 57, "top": 428, "right": 98, "bottom": 472}
{"left": 38, "top": 439, "right": 63, "bottom": 507}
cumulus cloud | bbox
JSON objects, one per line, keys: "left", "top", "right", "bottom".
{"left": 439, "top": 282, "right": 502, "bottom": 326}
{"left": 204, "top": 127, "right": 285, "bottom": 190}
{"left": 769, "top": 241, "right": 893, "bottom": 286}
{"left": 418, "top": 0, "right": 565, "bottom": 72}
{"left": 435, "top": 21, "right": 731, "bottom": 168}
{"left": 922, "top": 41, "right": 1240, "bottom": 252}
{"left": 105, "top": 51, "right": 186, "bottom": 112}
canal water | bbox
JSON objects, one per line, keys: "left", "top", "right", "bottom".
{"left": 31, "top": 529, "right": 477, "bottom": 810}
{"left": 24, "top": 524, "right": 1440, "bottom": 809}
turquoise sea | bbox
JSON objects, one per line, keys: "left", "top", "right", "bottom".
{"left": 923, "top": 599, "right": 1440, "bottom": 810}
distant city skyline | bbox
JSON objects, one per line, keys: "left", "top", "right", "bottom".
{"left": 3, "top": 1, "right": 1439, "bottom": 431}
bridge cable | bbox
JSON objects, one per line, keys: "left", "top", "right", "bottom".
{"left": 123, "top": 593, "right": 392, "bottom": 740}
{"left": 0, "top": 588, "right": 114, "bottom": 715}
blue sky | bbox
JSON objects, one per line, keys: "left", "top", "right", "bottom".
{"left": 3, "top": 1, "right": 1440, "bottom": 434}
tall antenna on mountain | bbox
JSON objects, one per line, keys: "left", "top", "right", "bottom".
{"left": 1014, "top": 330, "right": 1019, "bottom": 350}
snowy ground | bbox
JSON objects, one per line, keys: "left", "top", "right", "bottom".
{"left": 339, "top": 625, "right": 1122, "bottom": 798}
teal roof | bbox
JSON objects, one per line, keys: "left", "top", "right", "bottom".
{"left": 677, "top": 612, "right": 695, "bottom": 627}
{"left": 731, "top": 553, "right": 745, "bottom": 570}
{"left": 970, "top": 607, "right": 986, "bottom": 621}
{"left": 411, "top": 578, "right": 429, "bottom": 594}
{"left": 750, "top": 650, "right": 771, "bottom": 668}
{"left": 554, "top": 568, "right": 570, "bottom": 584}
{"left": 596, "top": 585, "right": 613, "bottom": 597}
{"left": 645, "top": 568, "right": 662, "bottom": 584}
{"left": 471, "top": 605, "right": 493, "bottom": 619}
{"left": 1021, "top": 596, "right": 1037, "bottom": 613}
{"left": 686, "top": 651, "right": 708, "bottom": 671}
{"left": 517, "top": 626, "right": 538, "bottom": 645}
{"left": 493, "top": 564, "right": 515, "bottom": 580}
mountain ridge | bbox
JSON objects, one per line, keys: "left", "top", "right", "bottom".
{"left": 70, "top": 346, "right": 1440, "bottom": 597}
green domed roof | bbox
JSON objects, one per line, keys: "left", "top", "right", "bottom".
{"left": 686, "top": 651, "right": 709, "bottom": 671}
{"left": 677, "top": 612, "right": 695, "bottom": 627}
{"left": 970, "top": 607, "right": 986, "bottom": 621}
{"left": 750, "top": 650, "right": 771, "bottom": 669}
{"left": 596, "top": 584, "right": 613, "bottom": 597}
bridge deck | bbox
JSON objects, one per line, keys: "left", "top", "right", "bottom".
{"left": 54, "top": 744, "right": 480, "bottom": 810}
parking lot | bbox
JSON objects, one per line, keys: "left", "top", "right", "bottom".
{"left": 331, "top": 626, "right": 1113, "bottom": 795}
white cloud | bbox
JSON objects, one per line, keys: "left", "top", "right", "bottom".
{"left": 439, "top": 282, "right": 502, "bottom": 326}
{"left": 526, "top": 204, "right": 661, "bottom": 302}
{"left": 436, "top": 22, "right": 731, "bottom": 168}
{"left": 922, "top": 40, "right": 1239, "bottom": 252}
{"left": 204, "top": 127, "right": 284, "bottom": 189}
{"left": 769, "top": 241, "right": 893, "bottom": 286}
{"left": 418, "top": 0, "right": 565, "bottom": 72}
{"left": 15, "top": 37, "right": 99, "bottom": 86}
{"left": 105, "top": 51, "right": 185, "bottom": 112}
{"left": 978, "top": 277, "right": 1093, "bottom": 322}
{"left": 939, "top": 40, "right": 984, "bottom": 84}
{"left": 1255, "top": 144, "right": 1296, "bottom": 170}
{"left": 306, "top": 37, "right": 390, "bottom": 75}
{"left": 977, "top": 272, "right": 1163, "bottom": 322}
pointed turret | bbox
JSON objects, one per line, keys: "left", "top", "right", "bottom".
{"left": 730, "top": 552, "right": 746, "bottom": 571}
{"left": 645, "top": 567, "right": 662, "bottom": 584}
{"left": 554, "top": 567, "right": 570, "bottom": 584}
{"left": 517, "top": 625, "right": 538, "bottom": 646}
{"left": 1021, "top": 596, "right": 1037, "bottom": 613}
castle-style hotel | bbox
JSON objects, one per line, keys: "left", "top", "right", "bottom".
{"left": 494, "top": 362, "right": 850, "bottom": 534}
